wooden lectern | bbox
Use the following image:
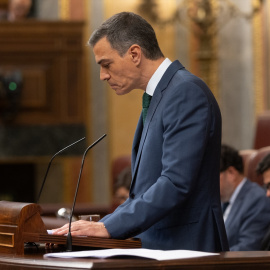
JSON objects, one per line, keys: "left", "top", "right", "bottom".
{"left": 0, "top": 201, "right": 141, "bottom": 255}
{"left": 0, "top": 201, "right": 46, "bottom": 254}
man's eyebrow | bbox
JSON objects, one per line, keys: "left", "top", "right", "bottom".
{"left": 97, "top": 59, "right": 110, "bottom": 65}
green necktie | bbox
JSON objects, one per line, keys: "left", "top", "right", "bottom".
{"left": 142, "top": 92, "right": 152, "bottom": 125}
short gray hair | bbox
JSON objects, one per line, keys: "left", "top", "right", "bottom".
{"left": 88, "top": 12, "right": 164, "bottom": 60}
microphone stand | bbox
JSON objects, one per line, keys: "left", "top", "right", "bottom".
{"left": 66, "top": 134, "right": 107, "bottom": 252}
{"left": 36, "top": 137, "right": 86, "bottom": 204}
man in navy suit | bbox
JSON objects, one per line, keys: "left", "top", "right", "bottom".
{"left": 53, "top": 12, "right": 229, "bottom": 252}
{"left": 220, "top": 145, "right": 270, "bottom": 251}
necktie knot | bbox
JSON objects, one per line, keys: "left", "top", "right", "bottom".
{"left": 142, "top": 92, "right": 152, "bottom": 108}
{"left": 142, "top": 92, "right": 152, "bottom": 124}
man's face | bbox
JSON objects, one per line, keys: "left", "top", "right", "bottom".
{"left": 263, "top": 168, "right": 270, "bottom": 197}
{"left": 219, "top": 169, "right": 235, "bottom": 203}
{"left": 93, "top": 37, "right": 139, "bottom": 95}
{"left": 9, "top": 0, "right": 32, "bottom": 20}
{"left": 114, "top": 187, "right": 129, "bottom": 206}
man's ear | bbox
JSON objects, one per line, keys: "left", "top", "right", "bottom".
{"left": 128, "top": 44, "right": 141, "bottom": 66}
{"left": 226, "top": 166, "right": 239, "bottom": 182}
{"left": 227, "top": 166, "right": 237, "bottom": 175}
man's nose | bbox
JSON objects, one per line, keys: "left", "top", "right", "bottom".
{"left": 100, "top": 68, "right": 110, "bottom": 81}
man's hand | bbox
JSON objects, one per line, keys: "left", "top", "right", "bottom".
{"left": 52, "top": 220, "right": 110, "bottom": 238}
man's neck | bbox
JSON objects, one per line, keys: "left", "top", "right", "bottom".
{"left": 228, "top": 175, "right": 246, "bottom": 203}
{"left": 138, "top": 57, "right": 165, "bottom": 90}
{"left": 234, "top": 174, "right": 245, "bottom": 189}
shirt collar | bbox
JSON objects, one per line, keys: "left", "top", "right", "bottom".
{"left": 145, "top": 58, "right": 172, "bottom": 96}
{"left": 229, "top": 177, "right": 247, "bottom": 205}
{"left": 223, "top": 177, "right": 247, "bottom": 222}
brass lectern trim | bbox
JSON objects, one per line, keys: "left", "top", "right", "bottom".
{"left": 0, "top": 232, "right": 15, "bottom": 247}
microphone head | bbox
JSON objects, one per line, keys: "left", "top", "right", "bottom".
{"left": 57, "top": 208, "right": 77, "bottom": 221}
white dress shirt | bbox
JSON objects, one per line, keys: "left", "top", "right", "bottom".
{"left": 145, "top": 58, "right": 172, "bottom": 96}
{"left": 223, "top": 177, "right": 247, "bottom": 222}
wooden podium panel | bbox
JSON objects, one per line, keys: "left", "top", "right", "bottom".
{"left": 0, "top": 201, "right": 141, "bottom": 255}
{"left": 0, "top": 201, "right": 46, "bottom": 254}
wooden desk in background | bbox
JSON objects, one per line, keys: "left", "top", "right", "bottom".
{"left": 1, "top": 247, "right": 270, "bottom": 270}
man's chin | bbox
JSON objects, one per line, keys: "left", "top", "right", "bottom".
{"left": 113, "top": 88, "right": 127, "bottom": 95}
{"left": 110, "top": 85, "right": 132, "bottom": 95}
{"left": 115, "top": 91, "right": 126, "bottom": 96}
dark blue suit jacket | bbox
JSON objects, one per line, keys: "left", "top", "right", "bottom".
{"left": 225, "top": 179, "right": 270, "bottom": 251}
{"left": 101, "top": 60, "right": 229, "bottom": 252}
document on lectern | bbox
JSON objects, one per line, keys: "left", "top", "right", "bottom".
{"left": 44, "top": 248, "right": 219, "bottom": 261}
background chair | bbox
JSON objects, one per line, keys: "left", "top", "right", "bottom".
{"left": 254, "top": 111, "right": 270, "bottom": 149}
{"left": 239, "top": 149, "right": 257, "bottom": 178}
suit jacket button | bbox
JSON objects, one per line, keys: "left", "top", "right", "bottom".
{"left": 130, "top": 193, "right": 135, "bottom": 199}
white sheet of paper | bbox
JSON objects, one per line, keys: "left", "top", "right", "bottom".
{"left": 44, "top": 248, "right": 219, "bottom": 261}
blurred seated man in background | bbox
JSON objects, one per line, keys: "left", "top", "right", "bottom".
{"left": 111, "top": 167, "right": 132, "bottom": 211}
{"left": 7, "top": 0, "right": 32, "bottom": 21}
{"left": 256, "top": 153, "right": 270, "bottom": 198}
{"left": 220, "top": 144, "right": 270, "bottom": 251}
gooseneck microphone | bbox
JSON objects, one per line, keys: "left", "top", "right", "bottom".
{"left": 36, "top": 137, "right": 86, "bottom": 204}
{"left": 66, "top": 133, "right": 107, "bottom": 252}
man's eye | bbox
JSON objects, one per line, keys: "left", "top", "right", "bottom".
{"left": 104, "top": 64, "right": 110, "bottom": 68}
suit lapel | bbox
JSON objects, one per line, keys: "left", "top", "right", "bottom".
{"left": 225, "top": 179, "right": 250, "bottom": 227}
{"left": 131, "top": 61, "right": 185, "bottom": 190}
{"left": 131, "top": 114, "right": 143, "bottom": 175}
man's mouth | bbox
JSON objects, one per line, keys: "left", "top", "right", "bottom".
{"left": 109, "top": 84, "right": 118, "bottom": 89}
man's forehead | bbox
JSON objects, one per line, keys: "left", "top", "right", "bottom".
{"left": 93, "top": 37, "right": 115, "bottom": 64}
